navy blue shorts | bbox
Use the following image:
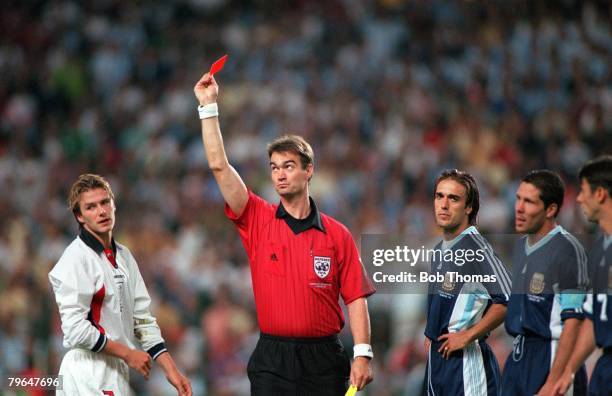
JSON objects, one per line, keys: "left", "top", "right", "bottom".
{"left": 425, "top": 339, "right": 501, "bottom": 395}
{"left": 589, "top": 351, "right": 612, "bottom": 396}
{"left": 501, "top": 335, "right": 587, "bottom": 396}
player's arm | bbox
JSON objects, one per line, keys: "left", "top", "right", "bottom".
{"left": 49, "top": 256, "right": 110, "bottom": 353}
{"left": 538, "top": 241, "right": 588, "bottom": 396}
{"left": 550, "top": 291, "right": 595, "bottom": 395}
{"left": 130, "top": 255, "right": 191, "bottom": 394}
{"left": 347, "top": 297, "right": 373, "bottom": 391}
{"left": 536, "top": 317, "right": 582, "bottom": 396}
{"left": 102, "top": 339, "right": 153, "bottom": 379}
{"left": 437, "top": 303, "right": 506, "bottom": 359}
{"left": 193, "top": 72, "right": 248, "bottom": 217}
{"left": 552, "top": 317, "right": 596, "bottom": 395}
{"left": 155, "top": 352, "right": 192, "bottom": 396}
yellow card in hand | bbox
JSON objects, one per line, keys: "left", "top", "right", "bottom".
{"left": 345, "top": 385, "right": 357, "bottom": 396}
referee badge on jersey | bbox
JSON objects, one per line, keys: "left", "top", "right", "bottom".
{"left": 314, "top": 256, "right": 331, "bottom": 279}
{"left": 529, "top": 272, "right": 545, "bottom": 294}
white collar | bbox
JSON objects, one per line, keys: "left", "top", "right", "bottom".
{"left": 603, "top": 233, "right": 612, "bottom": 250}
{"left": 524, "top": 224, "right": 562, "bottom": 255}
{"left": 442, "top": 225, "right": 478, "bottom": 251}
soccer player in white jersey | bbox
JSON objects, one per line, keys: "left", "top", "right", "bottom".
{"left": 48, "top": 174, "right": 191, "bottom": 395}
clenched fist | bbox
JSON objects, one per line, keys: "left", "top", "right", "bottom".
{"left": 125, "top": 349, "right": 152, "bottom": 379}
{"left": 194, "top": 72, "right": 218, "bottom": 105}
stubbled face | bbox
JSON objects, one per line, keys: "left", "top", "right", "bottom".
{"left": 434, "top": 179, "right": 472, "bottom": 233}
{"left": 270, "top": 151, "right": 312, "bottom": 199}
{"left": 77, "top": 188, "right": 115, "bottom": 237}
{"left": 576, "top": 178, "right": 600, "bottom": 223}
{"left": 515, "top": 182, "right": 549, "bottom": 234}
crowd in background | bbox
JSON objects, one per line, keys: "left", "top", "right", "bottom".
{"left": 1, "top": 0, "right": 610, "bottom": 394}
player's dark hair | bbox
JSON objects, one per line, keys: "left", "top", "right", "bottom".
{"left": 68, "top": 174, "right": 115, "bottom": 224}
{"left": 521, "top": 170, "right": 565, "bottom": 217}
{"left": 578, "top": 155, "right": 612, "bottom": 196}
{"left": 267, "top": 134, "right": 314, "bottom": 170}
{"left": 434, "top": 169, "right": 480, "bottom": 225}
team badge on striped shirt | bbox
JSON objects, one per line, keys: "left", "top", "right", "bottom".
{"left": 314, "top": 256, "right": 331, "bottom": 278}
{"left": 442, "top": 272, "right": 455, "bottom": 292}
{"left": 529, "top": 272, "right": 545, "bottom": 294}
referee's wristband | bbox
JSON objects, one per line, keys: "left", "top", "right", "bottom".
{"left": 198, "top": 103, "right": 218, "bottom": 119}
{"left": 353, "top": 343, "right": 373, "bottom": 359}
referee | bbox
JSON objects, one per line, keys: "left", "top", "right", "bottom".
{"left": 193, "top": 72, "right": 376, "bottom": 394}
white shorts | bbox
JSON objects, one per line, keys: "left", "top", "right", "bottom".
{"left": 57, "top": 349, "right": 130, "bottom": 396}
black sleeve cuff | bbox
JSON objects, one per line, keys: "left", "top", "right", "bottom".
{"left": 92, "top": 333, "right": 107, "bottom": 353}
{"left": 489, "top": 292, "right": 509, "bottom": 305}
{"left": 147, "top": 342, "right": 167, "bottom": 360}
{"left": 561, "top": 310, "right": 585, "bottom": 321}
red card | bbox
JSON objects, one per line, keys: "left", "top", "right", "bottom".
{"left": 209, "top": 54, "right": 228, "bottom": 76}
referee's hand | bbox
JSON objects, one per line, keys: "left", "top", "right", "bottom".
{"left": 350, "top": 356, "right": 373, "bottom": 391}
{"left": 125, "top": 349, "right": 153, "bottom": 379}
{"left": 194, "top": 72, "right": 219, "bottom": 106}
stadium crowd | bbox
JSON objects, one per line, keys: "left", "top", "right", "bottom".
{"left": 0, "top": 0, "right": 610, "bottom": 394}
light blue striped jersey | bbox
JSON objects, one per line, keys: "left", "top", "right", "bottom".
{"left": 425, "top": 226, "right": 512, "bottom": 341}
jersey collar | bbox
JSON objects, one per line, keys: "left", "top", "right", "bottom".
{"left": 604, "top": 233, "right": 612, "bottom": 250}
{"left": 524, "top": 224, "right": 562, "bottom": 255}
{"left": 276, "top": 196, "right": 325, "bottom": 235}
{"left": 79, "top": 226, "right": 117, "bottom": 256}
{"left": 441, "top": 225, "right": 478, "bottom": 251}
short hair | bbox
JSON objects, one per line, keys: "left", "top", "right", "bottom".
{"left": 521, "top": 170, "right": 565, "bottom": 217}
{"left": 267, "top": 134, "right": 314, "bottom": 169}
{"left": 68, "top": 174, "right": 115, "bottom": 222}
{"left": 434, "top": 169, "right": 480, "bottom": 225}
{"left": 578, "top": 155, "right": 612, "bottom": 196}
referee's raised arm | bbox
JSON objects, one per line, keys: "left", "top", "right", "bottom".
{"left": 194, "top": 71, "right": 248, "bottom": 217}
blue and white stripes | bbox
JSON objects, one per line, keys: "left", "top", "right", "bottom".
{"left": 472, "top": 233, "right": 512, "bottom": 300}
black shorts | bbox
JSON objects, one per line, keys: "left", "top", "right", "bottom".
{"left": 247, "top": 333, "right": 350, "bottom": 396}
